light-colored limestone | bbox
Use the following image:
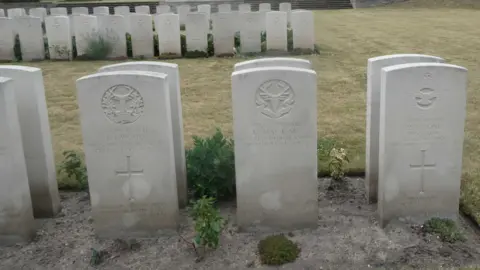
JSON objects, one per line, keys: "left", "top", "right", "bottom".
{"left": 45, "top": 16, "right": 72, "bottom": 60}
{"left": 291, "top": 10, "right": 314, "bottom": 50}
{"left": 129, "top": 14, "right": 154, "bottom": 58}
{"left": 266, "top": 11, "right": 287, "bottom": 51}
{"left": 234, "top": 57, "right": 311, "bottom": 71}
{"left": 212, "top": 12, "right": 235, "bottom": 55}
{"left": 154, "top": 13, "right": 181, "bottom": 56}
{"left": 97, "top": 15, "right": 127, "bottom": 59}
{"left": 0, "top": 18, "right": 15, "bottom": 61}
{"left": 186, "top": 12, "right": 208, "bottom": 52}
{"left": 14, "top": 16, "right": 45, "bottom": 61}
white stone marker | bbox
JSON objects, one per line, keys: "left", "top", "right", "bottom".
{"left": 0, "top": 9, "right": 5, "bottom": 17}
{"left": 49, "top": 7, "right": 67, "bottom": 16}
{"left": 0, "top": 77, "right": 35, "bottom": 245}
{"left": 234, "top": 57, "right": 311, "bottom": 71}
{"left": 239, "top": 12, "right": 262, "bottom": 53}
{"left": 266, "top": 11, "right": 287, "bottom": 51}
{"left": 93, "top": 6, "right": 109, "bottom": 15}
{"left": 129, "top": 14, "right": 154, "bottom": 58}
{"left": 186, "top": 12, "right": 208, "bottom": 53}
{"left": 279, "top": 3, "right": 291, "bottom": 23}
{"left": 7, "top": 8, "right": 26, "bottom": 18}
{"left": 239, "top": 3, "right": 251, "bottom": 13}
{"left": 365, "top": 54, "right": 444, "bottom": 203}
{"left": 45, "top": 16, "right": 72, "bottom": 60}
{"left": 72, "top": 7, "right": 89, "bottom": 15}
{"left": 197, "top": 4, "right": 211, "bottom": 21}
{"left": 291, "top": 10, "right": 314, "bottom": 51}
{"left": 76, "top": 71, "right": 179, "bottom": 238}
{"left": 97, "top": 15, "right": 127, "bottom": 59}
{"left": 154, "top": 13, "right": 181, "bottom": 56}
{"left": 114, "top": 6, "right": 131, "bottom": 33}
{"left": 98, "top": 62, "right": 187, "bottom": 207}
{"left": 29, "top": 8, "right": 47, "bottom": 22}
{"left": 73, "top": 15, "right": 98, "bottom": 57}
{"left": 232, "top": 66, "right": 318, "bottom": 231}
{"left": 212, "top": 12, "right": 234, "bottom": 56}
{"left": 0, "top": 66, "right": 61, "bottom": 218}
{"left": 259, "top": 3, "right": 271, "bottom": 11}
{"left": 176, "top": 5, "right": 190, "bottom": 26}
{"left": 135, "top": 5, "right": 150, "bottom": 14}
{"left": 15, "top": 16, "right": 45, "bottom": 61}
{"left": 378, "top": 63, "right": 467, "bottom": 227}
{"left": 157, "top": 5, "right": 171, "bottom": 14}
{"left": 0, "top": 18, "right": 15, "bottom": 61}
{"left": 218, "top": 3, "right": 231, "bottom": 12}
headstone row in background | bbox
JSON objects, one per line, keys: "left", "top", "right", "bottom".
{"left": 0, "top": 8, "right": 314, "bottom": 61}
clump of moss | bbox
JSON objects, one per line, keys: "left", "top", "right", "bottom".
{"left": 423, "top": 217, "right": 466, "bottom": 243}
{"left": 258, "top": 234, "right": 300, "bottom": 265}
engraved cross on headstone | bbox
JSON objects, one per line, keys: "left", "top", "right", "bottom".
{"left": 115, "top": 155, "right": 144, "bottom": 201}
{"left": 409, "top": 149, "right": 436, "bottom": 194}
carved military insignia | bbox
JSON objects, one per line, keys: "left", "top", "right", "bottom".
{"left": 101, "top": 84, "right": 144, "bottom": 124}
{"left": 255, "top": 79, "right": 295, "bottom": 119}
{"left": 415, "top": 88, "right": 437, "bottom": 109}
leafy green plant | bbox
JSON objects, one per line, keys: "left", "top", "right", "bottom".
{"left": 317, "top": 137, "right": 337, "bottom": 175}
{"left": 78, "top": 32, "right": 113, "bottom": 60}
{"left": 57, "top": 150, "right": 88, "bottom": 190}
{"left": 258, "top": 234, "right": 300, "bottom": 265}
{"left": 423, "top": 217, "right": 466, "bottom": 243}
{"left": 186, "top": 128, "right": 235, "bottom": 200}
{"left": 191, "top": 196, "right": 224, "bottom": 249}
{"left": 328, "top": 147, "right": 349, "bottom": 180}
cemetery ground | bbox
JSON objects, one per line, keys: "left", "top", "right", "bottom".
{"left": 1, "top": 5, "right": 480, "bottom": 269}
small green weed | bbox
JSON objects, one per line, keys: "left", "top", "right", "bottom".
{"left": 79, "top": 32, "right": 113, "bottom": 60}
{"left": 258, "top": 234, "right": 300, "bottom": 265}
{"left": 57, "top": 150, "right": 88, "bottom": 191}
{"left": 423, "top": 217, "right": 466, "bottom": 243}
{"left": 329, "top": 147, "right": 349, "bottom": 181}
{"left": 89, "top": 248, "right": 105, "bottom": 266}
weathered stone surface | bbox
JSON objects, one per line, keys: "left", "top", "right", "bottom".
{"left": 0, "top": 76, "right": 35, "bottom": 246}
{"left": 45, "top": 16, "right": 72, "bottom": 60}
{"left": 7, "top": 8, "right": 26, "bottom": 18}
{"left": 291, "top": 10, "right": 314, "bottom": 50}
{"left": 76, "top": 71, "right": 179, "bottom": 238}
{"left": 378, "top": 63, "right": 467, "bottom": 227}
{"left": 49, "top": 7, "right": 67, "bottom": 16}
{"left": 212, "top": 12, "right": 235, "bottom": 55}
{"left": 279, "top": 3, "right": 291, "bottom": 23}
{"left": 73, "top": 15, "right": 98, "bottom": 56}
{"left": 114, "top": 6, "right": 131, "bottom": 33}
{"left": 0, "top": 66, "right": 61, "bottom": 218}
{"left": 266, "top": 11, "right": 287, "bottom": 51}
{"left": 186, "top": 12, "right": 208, "bottom": 52}
{"left": 234, "top": 57, "right": 311, "bottom": 71}
{"left": 197, "top": 4, "right": 211, "bottom": 20}
{"left": 239, "top": 12, "right": 262, "bottom": 53}
{"left": 129, "top": 14, "right": 154, "bottom": 58}
{"left": 157, "top": 5, "right": 171, "bottom": 14}
{"left": 29, "top": 8, "right": 47, "bottom": 22}
{"left": 365, "top": 54, "right": 444, "bottom": 203}
{"left": 232, "top": 66, "right": 318, "bottom": 231}
{"left": 218, "top": 3, "right": 231, "bottom": 12}
{"left": 176, "top": 5, "right": 190, "bottom": 25}
{"left": 72, "top": 7, "right": 88, "bottom": 15}
{"left": 97, "top": 15, "right": 127, "bottom": 59}
{"left": 0, "top": 18, "right": 15, "bottom": 61}
{"left": 259, "top": 3, "right": 271, "bottom": 11}
{"left": 14, "top": 16, "right": 45, "bottom": 61}
{"left": 135, "top": 5, "right": 150, "bottom": 14}
{"left": 239, "top": 3, "right": 251, "bottom": 13}
{"left": 98, "top": 61, "right": 187, "bottom": 208}
{"left": 154, "top": 13, "right": 181, "bottom": 56}
{"left": 93, "top": 6, "right": 109, "bottom": 15}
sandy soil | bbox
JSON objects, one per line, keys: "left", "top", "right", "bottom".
{"left": 1, "top": 177, "right": 479, "bottom": 270}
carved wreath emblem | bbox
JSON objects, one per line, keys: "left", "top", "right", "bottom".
{"left": 101, "top": 84, "right": 144, "bottom": 124}
{"left": 255, "top": 79, "right": 295, "bottom": 119}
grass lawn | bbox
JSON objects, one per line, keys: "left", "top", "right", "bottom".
{"left": 21, "top": 6, "right": 480, "bottom": 224}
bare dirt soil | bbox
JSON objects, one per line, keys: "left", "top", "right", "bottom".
{"left": 1, "top": 177, "right": 479, "bottom": 270}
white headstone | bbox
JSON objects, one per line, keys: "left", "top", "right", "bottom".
{"left": 129, "top": 14, "right": 154, "bottom": 58}
{"left": 49, "top": 7, "right": 67, "bottom": 16}
{"left": 365, "top": 54, "right": 444, "bottom": 203}
{"left": 29, "top": 8, "right": 47, "bottom": 22}
{"left": 176, "top": 5, "right": 190, "bottom": 26}
{"left": 114, "top": 6, "right": 131, "bottom": 33}
{"left": 266, "top": 11, "right": 287, "bottom": 51}
{"left": 97, "top": 15, "right": 127, "bottom": 59}
{"left": 154, "top": 14, "right": 181, "bottom": 56}
{"left": 72, "top": 7, "right": 88, "bottom": 15}
{"left": 0, "top": 77, "right": 35, "bottom": 245}
{"left": 234, "top": 57, "right": 311, "bottom": 71}
{"left": 135, "top": 5, "right": 150, "bottom": 14}
{"left": 239, "top": 12, "right": 262, "bottom": 53}
{"left": 232, "top": 66, "right": 318, "bottom": 231}
{"left": 185, "top": 12, "right": 208, "bottom": 52}
{"left": 212, "top": 12, "right": 234, "bottom": 56}
{"left": 291, "top": 10, "right": 314, "bottom": 51}
{"left": 279, "top": 3, "right": 291, "bottom": 23}
{"left": 259, "top": 3, "right": 271, "bottom": 11}
{"left": 7, "top": 8, "right": 26, "bottom": 18}
{"left": 378, "top": 63, "right": 467, "bottom": 227}
{"left": 98, "top": 62, "right": 187, "bottom": 207}
{"left": 197, "top": 4, "right": 211, "bottom": 21}
{"left": 73, "top": 15, "right": 98, "bottom": 57}
{"left": 157, "top": 5, "right": 171, "bottom": 14}
{"left": 76, "top": 71, "right": 179, "bottom": 238}
{"left": 14, "top": 16, "right": 45, "bottom": 61}
{"left": 0, "top": 9, "right": 5, "bottom": 17}
{"left": 45, "top": 16, "right": 72, "bottom": 60}
{"left": 0, "top": 66, "right": 61, "bottom": 218}
{"left": 0, "top": 18, "right": 15, "bottom": 61}
{"left": 93, "top": 6, "right": 109, "bottom": 15}
{"left": 218, "top": 3, "right": 231, "bottom": 12}
{"left": 239, "top": 3, "right": 251, "bottom": 13}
